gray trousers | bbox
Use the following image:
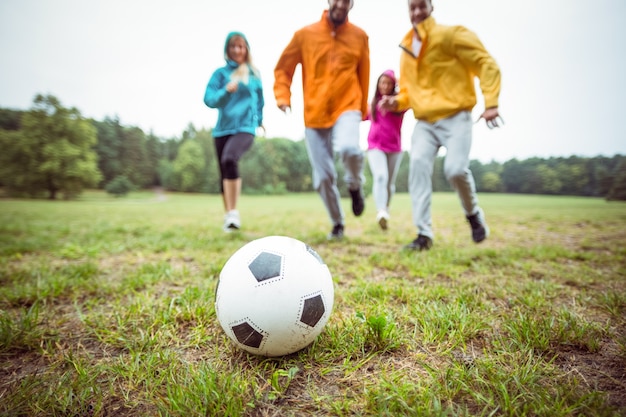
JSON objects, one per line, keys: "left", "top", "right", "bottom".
{"left": 304, "top": 111, "right": 364, "bottom": 226}
{"left": 367, "top": 149, "right": 403, "bottom": 213}
{"left": 409, "top": 110, "right": 480, "bottom": 239}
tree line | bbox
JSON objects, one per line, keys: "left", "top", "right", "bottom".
{"left": 1, "top": 95, "right": 625, "bottom": 200}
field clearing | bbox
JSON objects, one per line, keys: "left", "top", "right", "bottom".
{"left": 1, "top": 191, "right": 625, "bottom": 416}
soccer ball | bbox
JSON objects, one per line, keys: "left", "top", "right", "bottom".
{"left": 215, "top": 236, "right": 334, "bottom": 357}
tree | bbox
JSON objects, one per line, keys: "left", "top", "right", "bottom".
{"left": 469, "top": 160, "right": 486, "bottom": 191}
{"left": 587, "top": 157, "right": 613, "bottom": 197}
{"left": 535, "top": 164, "right": 562, "bottom": 194}
{"left": 119, "top": 126, "right": 153, "bottom": 188}
{"left": 0, "top": 108, "right": 23, "bottom": 131}
{"left": 93, "top": 116, "right": 123, "bottom": 186}
{"left": 501, "top": 159, "right": 524, "bottom": 193}
{"left": 240, "top": 138, "right": 312, "bottom": 194}
{"left": 172, "top": 140, "right": 205, "bottom": 192}
{"left": 0, "top": 95, "right": 101, "bottom": 199}
{"left": 502, "top": 158, "right": 549, "bottom": 194}
{"left": 481, "top": 171, "right": 503, "bottom": 192}
{"left": 157, "top": 159, "right": 176, "bottom": 191}
{"left": 0, "top": 129, "right": 27, "bottom": 190}
{"left": 145, "top": 133, "right": 163, "bottom": 187}
{"left": 280, "top": 139, "right": 313, "bottom": 192}
{"left": 94, "top": 117, "right": 159, "bottom": 189}
{"left": 195, "top": 128, "right": 220, "bottom": 193}
{"left": 240, "top": 138, "right": 287, "bottom": 194}
{"left": 607, "top": 157, "right": 626, "bottom": 201}
{"left": 553, "top": 156, "right": 589, "bottom": 195}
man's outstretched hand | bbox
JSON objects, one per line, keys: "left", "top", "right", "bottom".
{"left": 477, "top": 107, "right": 504, "bottom": 129}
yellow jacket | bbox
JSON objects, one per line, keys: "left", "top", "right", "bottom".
{"left": 396, "top": 16, "right": 501, "bottom": 123}
{"left": 274, "top": 11, "right": 370, "bottom": 128}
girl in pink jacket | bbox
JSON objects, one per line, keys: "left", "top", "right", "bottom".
{"left": 366, "top": 70, "right": 406, "bottom": 230}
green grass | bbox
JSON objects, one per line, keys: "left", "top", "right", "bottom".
{"left": 0, "top": 190, "right": 625, "bottom": 416}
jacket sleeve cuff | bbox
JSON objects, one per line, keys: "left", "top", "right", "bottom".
{"left": 484, "top": 98, "right": 499, "bottom": 109}
{"left": 395, "top": 95, "right": 410, "bottom": 112}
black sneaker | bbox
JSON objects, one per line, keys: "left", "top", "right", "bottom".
{"left": 349, "top": 188, "right": 364, "bottom": 216}
{"left": 404, "top": 234, "right": 433, "bottom": 251}
{"left": 327, "top": 224, "right": 344, "bottom": 241}
{"left": 466, "top": 209, "right": 489, "bottom": 243}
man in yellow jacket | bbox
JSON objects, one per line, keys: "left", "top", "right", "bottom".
{"left": 274, "top": 0, "right": 370, "bottom": 240}
{"left": 381, "top": 0, "right": 503, "bottom": 251}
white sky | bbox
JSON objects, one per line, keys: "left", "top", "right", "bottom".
{"left": 1, "top": 0, "right": 625, "bottom": 162}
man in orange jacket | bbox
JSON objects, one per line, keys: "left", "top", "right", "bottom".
{"left": 274, "top": 0, "right": 370, "bottom": 240}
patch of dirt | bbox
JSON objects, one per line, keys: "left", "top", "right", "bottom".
{"left": 554, "top": 340, "right": 626, "bottom": 412}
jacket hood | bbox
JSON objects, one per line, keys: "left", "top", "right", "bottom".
{"left": 224, "top": 31, "right": 250, "bottom": 62}
{"left": 380, "top": 69, "right": 397, "bottom": 84}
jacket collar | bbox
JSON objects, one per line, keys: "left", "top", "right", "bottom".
{"left": 415, "top": 16, "right": 436, "bottom": 41}
{"left": 399, "top": 16, "right": 436, "bottom": 56}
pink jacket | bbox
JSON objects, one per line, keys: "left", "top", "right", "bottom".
{"left": 367, "top": 109, "right": 404, "bottom": 153}
{"left": 367, "top": 70, "right": 405, "bottom": 153}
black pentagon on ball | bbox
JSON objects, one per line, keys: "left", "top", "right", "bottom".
{"left": 300, "top": 294, "right": 325, "bottom": 327}
{"left": 248, "top": 252, "right": 283, "bottom": 282}
{"left": 231, "top": 321, "right": 264, "bottom": 348}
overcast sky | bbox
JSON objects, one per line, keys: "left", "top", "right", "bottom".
{"left": 1, "top": 0, "right": 625, "bottom": 162}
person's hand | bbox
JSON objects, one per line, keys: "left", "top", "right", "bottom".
{"left": 257, "top": 125, "right": 266, "bottom": 137}
{"left": 226, "top": 81, "right": 238, "bottom": 93}
{"left": 476, "top": 107, "right": 504, "bottom": 129}
{"left": 278, "top": 104, "right": 291, "bottom": 114}
{"left": 378, "top": 95, "right": 398, "bottom": 114}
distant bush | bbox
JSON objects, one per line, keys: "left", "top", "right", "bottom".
{"left": 105, "top": 175, "right": 134, "bottom": 197}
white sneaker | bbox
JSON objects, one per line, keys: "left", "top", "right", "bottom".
{"left": 376, "top": 210, "right": 389, "bottom": 230}
{"left": 223, "top": 210, "right": 241, "bottom": 232}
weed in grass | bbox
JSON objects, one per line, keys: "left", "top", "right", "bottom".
{"left": 2, "top": 355, "right": 104, "bottom": 417}
{"left": 313, "top": 315, "right": 369, "bottom": 363}
{"left": 58, "top": 242, "right": 101, "bottom": 260}
{"left": 0, "top": 261, "right": 102, "bottom": 306}
{"left": 157, "top": 360, "right": 252, "bottom": 416}
{"left": 596, "top": 289, "right": 626, "bottom": 318}
{"left": 554, "top": 309, "right": 606, "bottom": 353}
{"left": 269, "top": 366, "right": 300, "bottom": 400}
{"left": 502, "top": 307, "right": 608, "bottom": 355}
{"left": 0, "top": 302, "right": 54, "bottom": 353}
{"left": 365, "top": 369, "right": 463, "bottom": 416}
{"left": 502, "top": 309, "right": 554, "bottom": 353}
{"left": 466, "top": 350, "right": 616, "bottom": 417}
{"left": 410, "top": 298, "right": 489, "bottom": 350}
{"left": 119, "top": 261, "right": 175, "bottom": 293}
{"left": 356, "top": 311, "right": 401, "bottom": 352}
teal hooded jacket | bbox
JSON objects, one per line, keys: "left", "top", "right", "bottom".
{"left": 204, "top": 32, "right": 264, "bottom": 137}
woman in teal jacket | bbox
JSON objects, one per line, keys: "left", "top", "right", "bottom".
{"left": 204, "top": 31, "right": 264, "bottom": 232}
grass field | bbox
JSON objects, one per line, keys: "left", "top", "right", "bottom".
{"left": 1, "top": 190, "right": 625, "bottom": 416}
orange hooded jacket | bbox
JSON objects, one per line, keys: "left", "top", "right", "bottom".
{"left": 274, "top": 10, "right": 370, "bottom": 129}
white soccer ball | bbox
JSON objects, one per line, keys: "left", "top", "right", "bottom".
{"left": 215, "top": 235, "right": 334, "bottom": 357}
